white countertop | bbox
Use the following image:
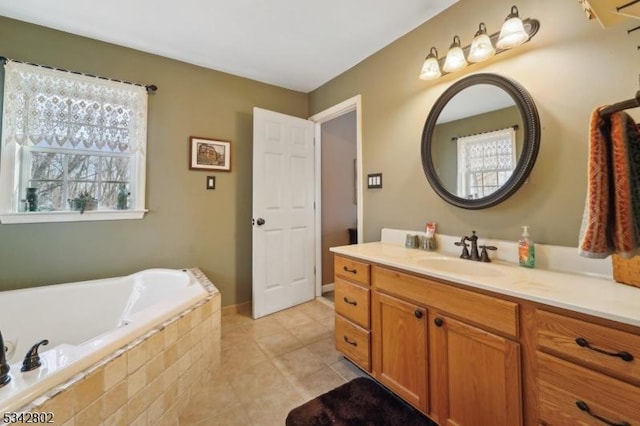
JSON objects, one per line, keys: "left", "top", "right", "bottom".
{"left": 330, "top": 241, "right": 640, "bottom": 328}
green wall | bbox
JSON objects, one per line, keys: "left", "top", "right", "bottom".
{"left": 310, "top": 0, "right": 640, "bottom": 247}
{"left": 0, "top": 16, "right": 308, "bottom": 306}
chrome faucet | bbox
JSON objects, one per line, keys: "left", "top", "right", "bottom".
{"left": 0, "top": 330, "right": 11, "bottom": 387}
{"left": 456, "top": 231, "right": 497, "bottom": 262}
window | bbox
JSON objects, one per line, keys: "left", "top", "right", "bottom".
{"left": 456, "top": 127, "right": 516, "bottom": 199}
{"left": 0, "top": 61, "right": 148, "bottom": 223}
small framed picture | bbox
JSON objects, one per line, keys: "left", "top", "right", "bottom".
{"left": 189, "top": 137, "right": 231, "bottom": 172}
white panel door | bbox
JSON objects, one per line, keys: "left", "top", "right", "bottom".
{"left": 252, "top": 107, "right": 315, "bottom": 319}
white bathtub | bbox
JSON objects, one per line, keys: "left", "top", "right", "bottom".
{"left": 0, "top": 268, "right": 209, "bottom": 413}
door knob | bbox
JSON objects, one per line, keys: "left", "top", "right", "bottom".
{"left": 256, "top": 218, "right": 266, "bottom": 226}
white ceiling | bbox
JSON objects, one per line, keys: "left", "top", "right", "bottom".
{"left": 0, "top": 0, "right": 458, "bottom": 93}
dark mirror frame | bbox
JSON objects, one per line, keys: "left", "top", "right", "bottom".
{"left": 421, "top": 73, "right": 540, "bottom": 209}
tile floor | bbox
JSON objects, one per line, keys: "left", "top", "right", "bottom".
{"left": 178, "top": 298, "right": 366, "bottom": 425}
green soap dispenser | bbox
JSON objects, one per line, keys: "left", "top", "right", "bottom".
{"left": 518, "top": 226, "right": 535, "bottom": 268}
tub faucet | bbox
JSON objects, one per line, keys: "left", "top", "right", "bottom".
{"left": 21, "top": 339, "right": 49, "bottom": 372}
{"left": 0, "top": 330, "right": 11, "bottom": 387}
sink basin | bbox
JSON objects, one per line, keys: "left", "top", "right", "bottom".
{"left": 416, "top": 257, "right": 505, "bottom": 278}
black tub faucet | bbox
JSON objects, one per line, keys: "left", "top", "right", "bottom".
{"left": 21, "top": 340, "right": 49, "bottom": 372}
{"left": 0, "top": 330, "right": 11, "bottom": 387}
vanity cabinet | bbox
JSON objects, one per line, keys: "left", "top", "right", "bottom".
{"left": 371, "top": 265, "right": 522, "bottom": 425}
{"left": 430, "top": 314, "right": 522, "bottom": 426}
{"left": 334, "top": 255, "right": 371, "bottom": 372}
{"left": 371, "top": 291, "right": 428, "bottom": 412}
{"left": 536, "top": 309, "right": 640, "bottom": 425}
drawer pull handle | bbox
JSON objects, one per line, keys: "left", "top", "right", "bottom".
{"left": 575, "top": 337, "right": 634, "bottom": 362}
{"left": 343, "top": 297, "right": 358, "bottom": 306}
{"left": 343, "top": 266, "right": 358, "bottom": 274}
{"left": 343, "top": 336, "right": 358, "bottom": 347}
{"left": 576, "top": 400, "right": 631, "bottom": 426}
{"left": 434, "top": 317, "right": 444, "bottom": 327}
{"left": 414, "top": 310, "right": 423, "bottom": 319}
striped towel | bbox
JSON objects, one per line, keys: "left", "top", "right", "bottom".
{"left": 579, "top": 109, "right": 640, "bottom": 259}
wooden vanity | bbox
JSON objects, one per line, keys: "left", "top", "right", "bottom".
{"left": 332, "top": 245, "right": 640, "bottom": 426}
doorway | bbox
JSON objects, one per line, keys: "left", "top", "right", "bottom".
{"left": 310, "top": 95, "right": 363, "bottom": 302}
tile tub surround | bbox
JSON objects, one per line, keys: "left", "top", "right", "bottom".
{"left": 331, "top": 230, "right": 640, "bottom": 328}
{"left": 2, "top": 268, "right": 221, "bottom": 426}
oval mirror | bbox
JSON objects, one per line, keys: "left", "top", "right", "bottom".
{"left": 421, "top": 73, "right": 540, "bottom": 209}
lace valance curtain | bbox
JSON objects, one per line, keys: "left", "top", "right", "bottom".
{"left": 2, "top": 61, "right": 147, "bottom": 154}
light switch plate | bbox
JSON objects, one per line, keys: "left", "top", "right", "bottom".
{"left": 367, "top": 173, "right": 382, "bottom": 189}
{"left": 206, "top": 176, "right": 216, "bottom": 190}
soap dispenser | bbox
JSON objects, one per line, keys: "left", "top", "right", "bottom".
{"left": 518, "top": 226, "right": 535, "bottom": 268}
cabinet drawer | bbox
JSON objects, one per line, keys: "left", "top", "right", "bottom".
{"left": 538, "top": 351, "right": 640, "bottom": 425}
{"left": 335, "top": 255, "right": 370, "bottom": 286}
{"left": 335, "top": 278, "right": 370, "bottom": 328}
{"left": 335, "top": 315, "right": 370, "bottom": 371}
{"left": 537, "top": 310, "right": 640, "bottom": 384}
{"left": 373, "top": 266, "right": 518, "bottom": 338}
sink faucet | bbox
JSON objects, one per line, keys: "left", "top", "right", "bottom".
{"left": 466, "top": 231, "right": 480, "bottom": 261}
{"left": 456, "top": 231, "right": 497, "bottom": 262}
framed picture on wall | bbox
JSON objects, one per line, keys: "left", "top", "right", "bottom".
{"left": 189, "top": 137, "right": 232, "bottom": 172}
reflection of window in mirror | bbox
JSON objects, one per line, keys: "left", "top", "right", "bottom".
{"left": 456, "top": 127, "right": 516, "bottom": 199}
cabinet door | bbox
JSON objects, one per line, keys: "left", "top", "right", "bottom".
{"left": 372, "top": 291, "right": 428, "bottom": 413}
{"left": 430, "top": 315, "right": 522, "bottom": 426}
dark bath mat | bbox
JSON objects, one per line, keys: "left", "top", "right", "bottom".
{"left": 286, "top": 377, "right": 437, "bottom": 426}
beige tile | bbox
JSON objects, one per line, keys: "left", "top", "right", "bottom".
{"left": 147, "top": 352, "right": 165, "bottom": 382}
{"left": 201, "top": 299, "right": 213, "bottom": 320}
{"left": 221, "top": 311, "right": 253, "bottom": 334}
{"left": 163, "top": 362, "right": 179, "bottom": 390}
{"left": 75, "top": 397, "right": 103, "bottom": 426}
{"left": 127, "top": 385, "right": 151, "bottom": 423}
{"left": 104, "top": 405, "right": 127, "bottom": 426}
{"left": 288, "top": 321, "right": 333, "bottom": 345}
{"left": 164, "top": 322, "right": 178, "bottom": 348}
{"left": 164, "top": 342, "right": 179, "bottom": 367}
{"left": 40, "top": 389, "right": 75, "bottom": 424}
{"left": 128, "top": 366, "right": 148, "bottom": 398}
{"left": 127, "top": 340, "right": 149, "bottom": 374}
{"left": 271, "top": 307, "right": 315, "bottom": 329}
{"left": 306, "top": 336, "right": 343, "bottom": 365}
{"left": 102, "top": 379, "right": 127, "bottom": 418}
{"left": 185, "top": 406, "right": 252, "bottom": 426}
{"left": 147, "top": 394, "right": 166, "bottom": 425}
{"left": 75, "top": 369, "right": 104, "bottom": 411}
{"left": 177, "top": 310, "right": 194, "bottom": 335}
{"left": 225, "top": 359, "right": 291, "bottom": 405}
{"left": 272, "top": 347, "right": 327, "bottom": 381}
{"left": 147, "top": 329, "right": 165, "bottom": 358}
{"left": 129, "top": 410, "right": 148, "bottom": 426}
{"left": 289, "top": 366, "right": 347, "bottom": 400}
{"left": 254, "top": 330, "right": 304, "bottom": 357}
{"left": 220, "top": 340, "right": 269, "bottom": 376}
{"left": 104, "top": 354, "right": 127, "bottom": 391}
{"left": 158, "top": 405, "right": 179, "bottom": 426}
{"left": 330, "top": 357, "right": 368, "bottom": 381}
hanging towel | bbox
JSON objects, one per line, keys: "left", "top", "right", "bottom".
{"left": 579, "top": 109, "right": 640, "bottom": 258}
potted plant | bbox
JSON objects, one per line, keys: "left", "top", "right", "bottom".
{"left": 68, "top": 191, "right": 98, "bottom": 214}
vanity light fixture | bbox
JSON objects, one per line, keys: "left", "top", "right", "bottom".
{"left": 419, "top": 47, "right": 441, "bottom": 80}
{"left": 468, "top": 23, "right": 495, "bottom": 63}
{"left": 496, "top": 6, "right": 530, "bottom": 49}
{"left": 443, "top": 35, "right": 468, "bottom": 73}
{"left": 418, "top": 5, "right": 539, "bottom": 81}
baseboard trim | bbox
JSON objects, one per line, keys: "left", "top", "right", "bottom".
{"left": 322, "top": 282, "right": 335, "bottom": 293}
{"left": 222, "top": 301, "right": 252, "bottom": 315}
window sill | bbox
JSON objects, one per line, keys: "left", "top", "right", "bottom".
{"left": 0, "top": 209, "right": 147, "bottom": 224}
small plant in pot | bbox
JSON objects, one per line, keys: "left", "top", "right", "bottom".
{"left": 68, "top": 191, "right": 98, "bottom": 214}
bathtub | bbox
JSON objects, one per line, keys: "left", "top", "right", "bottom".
{"left": 0, "top": 268, "right": 210, "bottom": 414}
